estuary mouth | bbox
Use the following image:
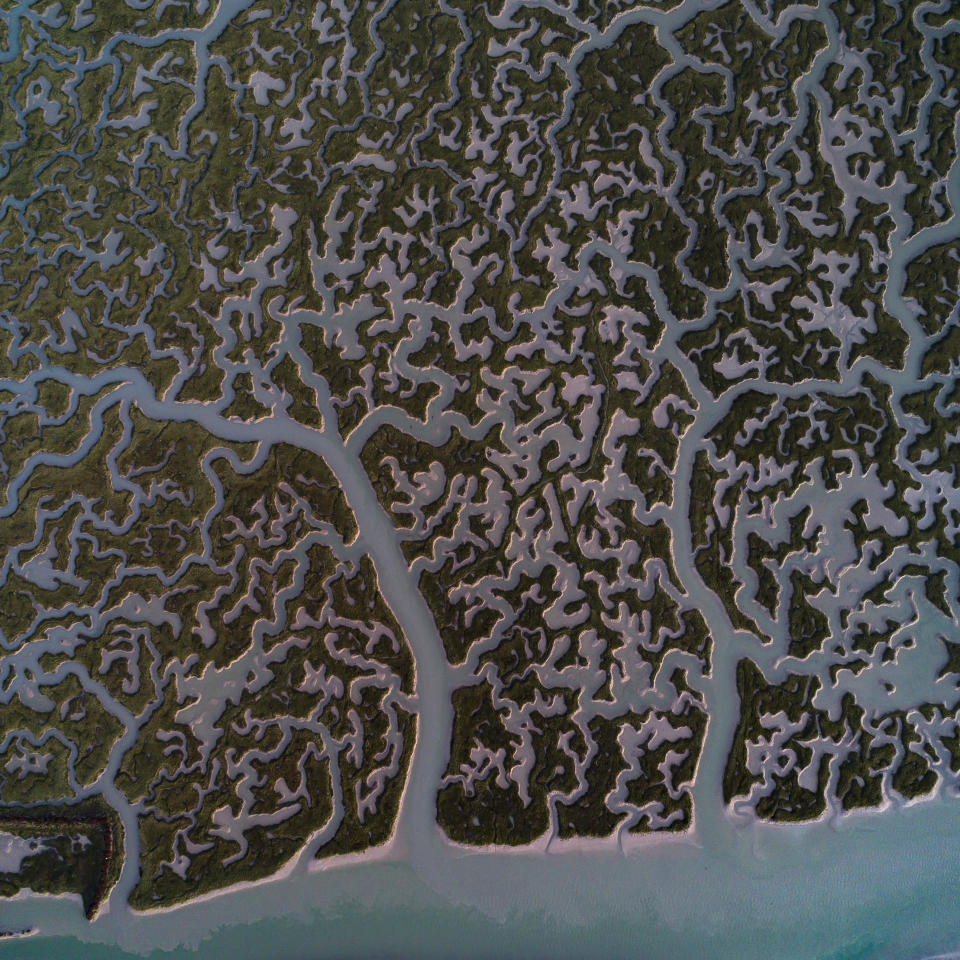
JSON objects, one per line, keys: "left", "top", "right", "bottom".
{"left": 0, "top": 1, "right": 958, "bottom": 958}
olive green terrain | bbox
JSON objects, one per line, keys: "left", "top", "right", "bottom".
{"left": 0, "top": 0, "right": 958, "bottom": 913}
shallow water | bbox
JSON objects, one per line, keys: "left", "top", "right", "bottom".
{"left": 5, "top": 795, "right": 960, "bottom": 960}
{"left": 1, "top": 0, "right": 959, "bottom": 956}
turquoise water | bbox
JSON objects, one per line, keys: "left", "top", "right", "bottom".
{"left": 1, "top": 0, "right": 959, "bottom": 956}
{"left": 4, "top": 794, "right": 960, "bottom": 959}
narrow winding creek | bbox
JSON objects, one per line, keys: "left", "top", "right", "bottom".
{"left": 0, "top": 0, "right": 959, "bottom": 956}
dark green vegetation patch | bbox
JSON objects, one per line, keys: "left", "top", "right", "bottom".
{"left": 0, "top": 0, "right": 958, "bottom": 913}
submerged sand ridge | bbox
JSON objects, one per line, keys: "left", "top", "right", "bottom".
{"left": 0, "top": 0, "right": 958, "bottom": 956}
